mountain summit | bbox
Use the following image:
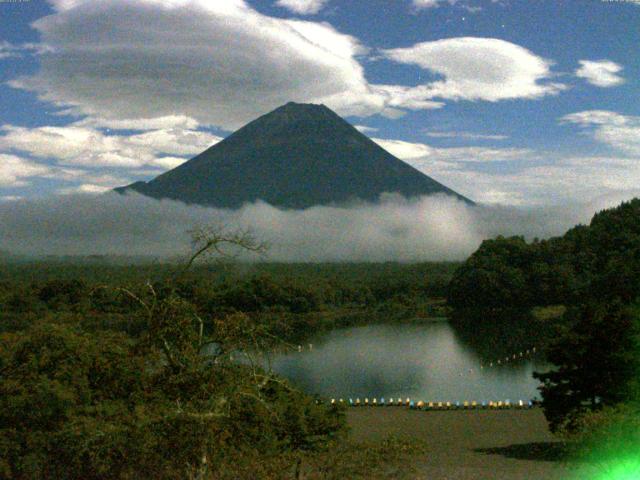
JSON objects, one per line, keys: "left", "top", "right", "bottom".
{"left": 115, "top": 102, "right": 472, "bottom": 208}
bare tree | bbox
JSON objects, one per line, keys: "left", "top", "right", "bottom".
{"left": 183, "top": 223, "right": 268, "bottom": 273}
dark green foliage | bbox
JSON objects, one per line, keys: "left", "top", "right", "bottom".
{"left": 37, "top": 279, "right": 87, "bottom": 309}
{"left": 448, "top": 236, "right": 532, "bottom": 308}
{"left": 207, "top": 275, "right": 321, "bottom": 314}
{"left": 448, "top": 199, "right": 640, "bottom": 310}
{"left": 0, "top": 308, "right": 345, "bottom": 479}
{"left": 0, "top": 324, "right": 146, "bottom": 479}
{"left": 569, "top": 402, "right": 640, "bottom": 470}
{"left": 533, "top": 301, "right": 640, "bottom": 433}
{"left": 0, "top": 262, "right": 456, "bottom": 339}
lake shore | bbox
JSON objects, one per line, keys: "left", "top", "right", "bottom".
{"left": 347, "top": 407, "right": 575, "bottom": 479}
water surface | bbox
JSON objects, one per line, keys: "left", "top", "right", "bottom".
{"left": 268, "top": 322, "right": 547, "bottom": 402}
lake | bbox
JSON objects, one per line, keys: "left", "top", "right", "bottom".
{"left": 266, "top": 321, "right": 548, "bottom": 403}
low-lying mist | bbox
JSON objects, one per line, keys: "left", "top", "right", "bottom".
{"left": 0, "top": 191, "right": 635, "bottom": 262}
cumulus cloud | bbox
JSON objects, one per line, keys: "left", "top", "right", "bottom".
{"left": 0, "top": 123, "right": 221, "bottom": 169}
{"left": 575, "top": 59, "right": 625, "bottom": 87}
{"left": 275, "top": 0, "right": 329, "bottom": 14}
{"left": 0, "top": 192, "right": 624, "bottom": 261}
{"left": 561, "top": 110, "right": 640, "bottom": 156}
{"left": 382, "top": 37, "right": 565, "bottom": 102}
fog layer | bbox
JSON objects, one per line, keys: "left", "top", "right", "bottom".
{"left": 0, "top": 192, "right": 635, "bottom": 261}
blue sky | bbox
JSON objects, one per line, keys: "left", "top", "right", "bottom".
{"left": 1, "top": 0, "right": 639, "bottom": 205}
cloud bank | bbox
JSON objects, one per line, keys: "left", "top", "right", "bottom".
{"left": 0, "top": 123, "right": 220, "bottom": 169}
{"left": 14, "top": 0, "right": 385, "bottom": 129}
{"left": 9, "top": 1, "right": 564, "bottom": 131}
{"left": 1, "top": 192, "right": 633, "bottom": 262}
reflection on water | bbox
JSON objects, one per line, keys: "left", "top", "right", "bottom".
{"left": 268, "top": 321, "right": 548, "bottom": 402}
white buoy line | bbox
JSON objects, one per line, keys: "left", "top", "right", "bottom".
{"left": 480, "top": 347, "right": 537, "bottom": 370}
{"left": 327, "top": 398, "right": 537, "bottom": 410}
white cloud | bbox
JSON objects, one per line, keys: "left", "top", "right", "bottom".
{"left": 561, "top": 110, "right": 640, "bottom": 156}
{"left": 0, "top": 123, "right": 221, "bottom": 169}
{"left": 74, "top": 115, "right": 201, "bottom": 131}
{"left": 412, "top": 0, "right": 459, "bottom": 9}
{"left": 370, "top": 132, "right": 640, "bottom": 206}
{"left": 57, "top": 184, "right": 112, "bottom": 195}
{"left": 560, "top": 110, "right": 628, "bottom": 126}
{"left": 276, "top": 0, "right": 329, "bottom": 14}
{"left": 0, "top": 41, "right": 21, "bottom": 60}
{"left": 126, "top": 128, "right": 221, "bottom": 156}
{"left": 12, "top": 0, "right": 388, "bottom": 130}
{"left": 575, "top": 60, "right": 625, "bottom": 87}
{"left": 354, "top": 125, "right": 378, "bottom": 134}
{"left": 372, "top": 138, "right": 435, "bottom": 159}
{"left": 150, "top": 156, "right": 189, "bottom": 169}
{"left": 412, "top": 0, "right": 443, "bottom": 8}
{"left": 425, "top": 131, "right": 507, "bottom": 140}
{"left": 0, "top": 152, "right": 132, "bottom": 189}
{"left": 10, "top": 2, "right": 564, "bottom": 130}
{"left": 0, "top": 154, "right": 51, "bottom": 187}
{"left": 433, "top": 146, "right": 533, "bottom": 162}
{"left": 412, "top": 0, "right": 483, "bottom": 12}
{"left": 372, "top": 84, "right": 446, "bottom": 110}
{"left": 373, "top": 137, "right": 532, "bottom": 163}
{"left": 408, "top": 153, "right": 640, "bottom": 206}
{"left": 382, "top": 37, "right": 565, "bottom": 102}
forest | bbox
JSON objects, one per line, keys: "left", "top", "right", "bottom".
{"left": 2, "top": 200, "right": 640, "bottom": 478}
{"left": 449, "top": 199, "right": 640, "bottom": 468}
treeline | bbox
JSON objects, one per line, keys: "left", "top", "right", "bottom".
{"left": 0, "top": 262, "right": 456, "bottom": 339}
{"left": 448, "top": 198, "right": 640, "bottom": 310}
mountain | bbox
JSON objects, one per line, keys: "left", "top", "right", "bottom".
{"left": 115, "top": 102, "right": 472, "bottom": 208}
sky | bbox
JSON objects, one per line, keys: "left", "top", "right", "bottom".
{"left": 0, "top": 0, "right": 639, "bottom": 207}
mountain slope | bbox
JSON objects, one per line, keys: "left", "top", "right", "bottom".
{"left": 116, "top": 102, "right": 472, "bottom": 208}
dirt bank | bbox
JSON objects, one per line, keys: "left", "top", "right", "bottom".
{"left": 347, "top": 408, "right": 575, "bottom": 479}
